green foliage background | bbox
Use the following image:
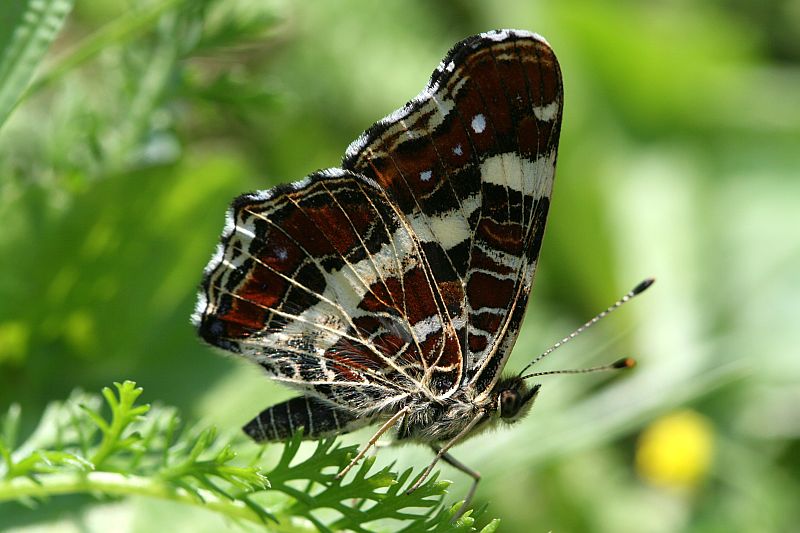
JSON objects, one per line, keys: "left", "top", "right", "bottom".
{"left": 1, "top": 0, "right": 798, "bottom": 531}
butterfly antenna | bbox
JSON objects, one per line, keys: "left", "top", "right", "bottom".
{"left": 517, "top": 277, "right": 655, "bottom": 379}
{"left": 521, "top": 357, "right": 636, "bottom": 380}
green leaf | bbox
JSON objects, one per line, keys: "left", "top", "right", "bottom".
{"left": 479, "top": 519, "right": 501, "bottom": 533}
{"left": 0, "top": 382, "right": 495, "bottom": 530}
{"left": 0, "top": 0, "right": 74, "bottom": 128}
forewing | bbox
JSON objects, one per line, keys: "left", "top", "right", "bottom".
{"left": 342, "top": 30, "right": 563, "bottom": 397}
{"left": 193, "top": 169, "right": 461, "bottom": 412}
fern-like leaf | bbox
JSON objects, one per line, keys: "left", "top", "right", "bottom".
{"left": 0, "top": 381, "right": 497, "bottom": 531}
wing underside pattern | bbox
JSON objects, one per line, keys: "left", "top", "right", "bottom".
{"left": 194, "top": 29, "right": 563, "bottom": 415}
{"left": 342, "top": 30, "right": 563, "bottom": 396}
{"left": 196, "top": 169, "right": 461, "bottom": 410}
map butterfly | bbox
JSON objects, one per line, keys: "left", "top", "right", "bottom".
{"left": 193, "top": 29, "right": 651, "bottom": 509}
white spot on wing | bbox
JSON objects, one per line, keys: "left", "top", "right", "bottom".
{"left": 343, "top": 29, "right": 552, "bottom": 164}
{"left": 533, "top": 101, "right": 559, "bottom": 122}
{"left": 413, "top": 315, "right": 443, "bottom": 342}
{"left": 406, "top": 194, "right": 479, "bottom": 249}
{"left": 451, "top": 315, "right": 466, "bottom": 331}
{"left": 453, "top": 144, "right": 463, "bottom": 156}
{"left": 479, "top": 151, "right": 555, "bottom": 193}
{"left": 471, "top": 114, "right": 486, "bottom": 133}
{"left": 427, "top": 215, "right": 469, "bottom": 249}
{"left": 431, "top": 95, "right": 454, "bottom": 126}
{"left": 420, "top": 170, "right": 432, "bottom": 182}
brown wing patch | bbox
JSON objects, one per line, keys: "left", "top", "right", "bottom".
{"left": 195, "top": 169, "right": 463, "bottom": 406}
{"left": 342, "top": 30, "right": 563, "bottom": 394}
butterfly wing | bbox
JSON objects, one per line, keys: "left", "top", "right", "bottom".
{"left": 342, "top": 30, "right": 563, "bottom": 398}
{"left": 194, "top": 168, "right": 462, "bottom": 413}
{"left": 195, "top": 30, "right": 562, "bottom": 417}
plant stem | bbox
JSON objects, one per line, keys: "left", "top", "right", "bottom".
{"left": 0, "top": 471, "right": 266, "bottom": 524}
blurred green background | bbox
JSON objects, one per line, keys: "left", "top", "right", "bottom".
{"left": 1, "top": 0, "right": 799, "bottom": 531}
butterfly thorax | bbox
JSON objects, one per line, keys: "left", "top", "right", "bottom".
{"left": 397, "top": 377, "right": 541, "bottom": 443}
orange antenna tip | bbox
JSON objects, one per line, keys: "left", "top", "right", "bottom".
{"left": 613, "top": 357, "right": 637, "bottom": 369}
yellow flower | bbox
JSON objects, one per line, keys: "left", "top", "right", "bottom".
{"left": 635, "top": 410, "right": 714, "bottom": 488}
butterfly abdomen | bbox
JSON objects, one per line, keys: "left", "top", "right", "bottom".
{"left": 243, "top": 396, "right": 366, "bottom": 441}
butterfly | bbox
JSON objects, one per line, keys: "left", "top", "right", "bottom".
{"left": 193, "top": 28, "right": 648, "bottom": 511}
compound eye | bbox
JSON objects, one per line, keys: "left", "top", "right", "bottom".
{"left": 499, "top": 390, "right": 518, "bottom": 418}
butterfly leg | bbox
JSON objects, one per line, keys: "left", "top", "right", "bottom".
{"left": 407, "top": 412, "right": 485, "bottom": 494}
{"left": 432, "top": 444, "right": 481, "bottom": 519}
{"left": 335, "top": 406, "right": 411, "bottom": 480}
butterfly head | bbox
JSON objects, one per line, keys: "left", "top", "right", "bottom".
{"left": 492, "top": 377, "right": 541, "bottom": 423}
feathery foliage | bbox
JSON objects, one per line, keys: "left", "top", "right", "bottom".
{"left": 2, "top": 0, "right": 799, "bottom": 531}
{"left": 0, "top": 381, "right": 499, "bottom": 532}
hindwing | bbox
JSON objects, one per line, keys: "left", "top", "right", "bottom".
{"left": 195, "top": 169, "right": 461, "bottom": 410}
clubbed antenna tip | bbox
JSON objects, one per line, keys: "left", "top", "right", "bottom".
{"left": 520, "top": 356, "right": 637, "bottom": 380}
{"left": 632, "top": 277, "right": 655, "bottom": 296}
{"left": 613, "top": 357, "right": 636, "bottom": 369}
{"left": 516, "top": 276, "right": 654, "bottom": 379}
